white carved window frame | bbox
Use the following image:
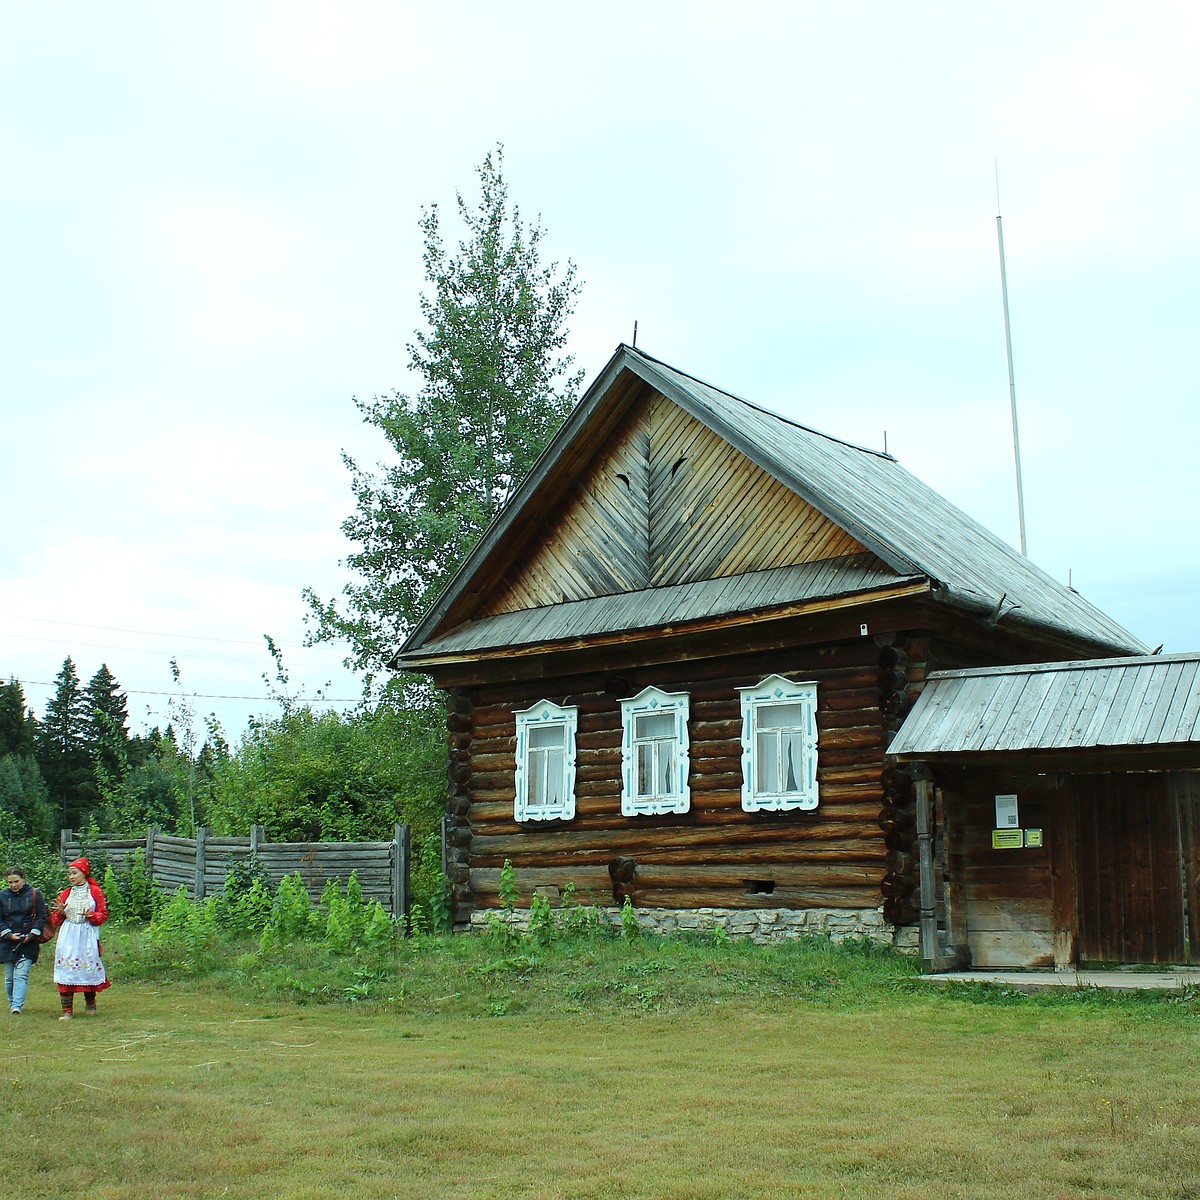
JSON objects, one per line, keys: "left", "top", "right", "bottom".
{"left": 738, "top": 675, "right": 819, "bottom": 812}
{"left": 514, "top": 699, "right": 578, "bottom": 823}
{"left": 619, "top": 685, "right": 691, "bottom": 817}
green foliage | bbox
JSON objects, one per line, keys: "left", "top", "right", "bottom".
{"left": 214, "top": 857, "right": 274, "bottom": 939}
{"left": 100, "top": 863, "right": 124, "bottom": 926}
{"left": 261, "top": 872, "right": 319, "bottom": 952}
{"left": 362, "top": 900, "right": 398, "bottom": 951}
{"left": 0, "top": 754, "right": 55, "bottom": 843}
{"left": 118, "top": 847, "right": 160, "bottom": 923}
{"left": 322, "top": 878, "right": 357, "bottom": 951}
{"left": 527, "top": 892, "right": 556, "bottom": 946}
{"left": 144, "top": 885, "right": 217, "bottom": 971}
{"left": 204, "top": 706, "right": 443, "bottom": 853}
{"left": 558, "top": 882, "right": 603, "bottom": 939}
{"left": 37, "top": 657, "right": 94, "bottom": 829}
{"left": 304, "top": 145, "right": 583, "bottom": 700}
{"left": 86, "top": 664, "right": 131, "bottom": 793}
{"left": 620, "top": 897, "right": 641, "bottom": 940}
{"left": 0, "top": 678, "right": 36, "bottom": 759}
{"left": 498, "top": 858, "right": 519, "bottom": 911}
{"left": 222, "top": 854, "right": 272, "bottom": 901}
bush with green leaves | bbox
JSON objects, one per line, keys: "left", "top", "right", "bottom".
{"left": 216, "top": 876, "right": 274, "bottom": 940}
{"left": 322, "top": 878, "right": 358, "bottom": 951}
{"left": 144, "top": 885, "right": 217, "bottom": 971}
{"left": 115, "top": 847, "right": 160, "bottom": 923}
{"left": 261, "top": 872, "right": 319, "bottom": 952}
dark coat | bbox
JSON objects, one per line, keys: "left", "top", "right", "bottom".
{"left": 0, "top": 883, "right": 50, "bottom": 964}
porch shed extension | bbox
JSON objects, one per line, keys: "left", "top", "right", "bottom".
{"left": 889, "top": 653, "right": 1200, "bottom": 968}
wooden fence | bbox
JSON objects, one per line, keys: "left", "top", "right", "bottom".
{"left": 60, "top": 825, "right": 411, "bottom": 920}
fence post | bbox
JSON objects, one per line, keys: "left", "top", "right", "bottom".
{"left": 194, "top": 826, "right": 208, "bottom": 900}
{"left": 392, "top": 823, "right": 410, "bottom": 928}
{"left": 59, "top": 829, "right": 72, "bottom": 867}
{"left": 250, "top": 824, "right": 264, "bottom": 859}
{"left": 146, "top": 826, "right": 158, "bottom": 878}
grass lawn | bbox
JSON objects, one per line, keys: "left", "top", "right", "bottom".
{"left": 6, "top": 936, "right": 1200, "bottom": 1200}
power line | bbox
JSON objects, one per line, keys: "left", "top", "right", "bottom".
{"left": 14, "top": 678, "right": 361, "bottom": 703}
{"left": 0, "top": 611, "right": 296, "bottom": 648}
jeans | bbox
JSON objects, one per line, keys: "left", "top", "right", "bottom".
{"left": 4, "top": 956, "right": 32, "bottom": 1012}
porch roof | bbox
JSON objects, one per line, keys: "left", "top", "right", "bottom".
{"left": 888, "top": 652, "right": 1200, "bottom": 759}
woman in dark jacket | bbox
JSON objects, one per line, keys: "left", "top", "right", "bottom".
{"left": 0, "top": 866, "right": 49, "bottom": 1015}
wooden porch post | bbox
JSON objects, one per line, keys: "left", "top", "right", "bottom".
{"left": 914, "top": 767, "right": 940, "bottom": 965}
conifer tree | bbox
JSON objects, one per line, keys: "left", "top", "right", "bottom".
{"left": 86, "top": 663, "right": 131, "bottom": 785}
{"left": 0, "top": 678, "right": 36, "bottom": 758}
{"left": 36, "top": 656, "right": 94, "bottom": 829}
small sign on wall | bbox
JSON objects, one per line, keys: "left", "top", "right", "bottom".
{"left": 995, "top": 793, "right": 1020, "bottom": 829}
{"left": 1024, "top": 828, "right": 1043, "bottom": 848}
{"left": 992, "top": 829, "right": 1024, "bottom": 849}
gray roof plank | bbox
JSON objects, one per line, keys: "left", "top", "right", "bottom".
{"left": 889, "top": 653, "right": 1200, "bottom": 757}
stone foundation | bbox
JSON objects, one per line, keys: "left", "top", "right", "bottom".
{"left": 468, "top": 905, "right": 918, "bottom": 951}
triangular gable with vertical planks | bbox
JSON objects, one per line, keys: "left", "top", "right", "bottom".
{"left": 479, "top": 389, "right": 867, "bottom": 619}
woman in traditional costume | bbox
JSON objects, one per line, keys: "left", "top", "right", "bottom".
{"left": 48, "top": 857, "right": 110, "bottom": 1019}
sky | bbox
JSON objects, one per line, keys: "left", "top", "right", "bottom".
{"left": 2, "top": 2, "right": 1198, "bottom": 742}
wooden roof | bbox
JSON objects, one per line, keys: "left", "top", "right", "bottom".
{"left": 397, "top": 346, "right": 1146, "bottom": 668}
{"left": 407, "top": 553, "right": 906, "bottom": 661}
{"left": 888, "top": 652, "right": 1200, "bottom": 760}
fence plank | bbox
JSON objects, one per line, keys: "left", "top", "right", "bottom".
{"left": 60, "top": 826, "right": 410, "bottom": 917}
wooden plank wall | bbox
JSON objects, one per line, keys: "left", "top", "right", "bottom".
{"left": 457, "top": 638, "right": 895, "bottom": 915}
{"left": 480, "top": 393, "right": 866, "bottom": 618}
{"left": 1073, "top": 773, "right": 1184, "bottom": 964}
{"left": 1173, "top": 771, "right": 1200, "bottom": 965}
{"left": 60, "top": 828, "right": 410, "bottom": 916}
{"left": 957, "top": 775, "right": 1056, "bottom": 968}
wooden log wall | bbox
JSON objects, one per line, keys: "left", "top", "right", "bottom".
{"left": 60, "top": 827, "right": 411, "bottom": 917}
{"left": 450, "top": 636, "right": 933, "bottom": 921}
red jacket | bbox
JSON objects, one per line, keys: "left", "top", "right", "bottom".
{"left": 47, "top": 880, "right": 108, "bottom": 930}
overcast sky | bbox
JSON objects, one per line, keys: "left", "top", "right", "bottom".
{"left": 3, "top": 2, "right": 1197, "bottom": 740}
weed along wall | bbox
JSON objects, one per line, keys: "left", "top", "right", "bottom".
{"left": 60, "top": 825, "right": 411, "bottom": 919}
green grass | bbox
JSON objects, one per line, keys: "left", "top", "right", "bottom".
{"left": 7, "top": 932, "right": 1200, "bottom": 1199}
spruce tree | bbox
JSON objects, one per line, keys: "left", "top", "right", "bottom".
{"left": 304, "top": 145, "right": 583, "bottom": 698}
{"left": 36, "top": 656, "right": 94, "bottom": 830}
{"left": 86, "top": 663, "right": 131, "bottom": 785}
{"left": 0, "top": 678, "right": 36, "bottom": 758}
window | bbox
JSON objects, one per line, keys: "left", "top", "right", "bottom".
{"left": 620, "top": 686, "right": 690, "bottom": 816}
{"left": 738, "top": 675, "right": 818, "bottom": 812}
{"left": 514, "top": 700, "right": 578, "bottom": 822}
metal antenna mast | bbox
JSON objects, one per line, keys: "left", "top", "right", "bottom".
{"left": 995, "top": 164, "right": 1028, "bottom": 556}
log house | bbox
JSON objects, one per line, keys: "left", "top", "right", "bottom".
{"left": 396, "top": 346, "right": 1146, "bottom": 943}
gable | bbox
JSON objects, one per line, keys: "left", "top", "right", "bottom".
{"left": 479, "top": 389, "right": 867, "bottom": 617}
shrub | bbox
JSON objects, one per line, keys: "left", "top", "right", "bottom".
{"left": 144, "top": 885, "right": 217, "bottom": 971}
{"left": 261, "top": 872, "right": 318, "bottom": 952}
{"left": 118, "top": 848, "right": 161, "bottom": 923}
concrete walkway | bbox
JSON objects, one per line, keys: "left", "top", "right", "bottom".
{"left": 922, "top": 968, "right": 1200, "bottom": 993}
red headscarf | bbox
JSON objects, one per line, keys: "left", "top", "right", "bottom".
{"left": 69, "top": 857, "right": 92, "bottom": 879}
